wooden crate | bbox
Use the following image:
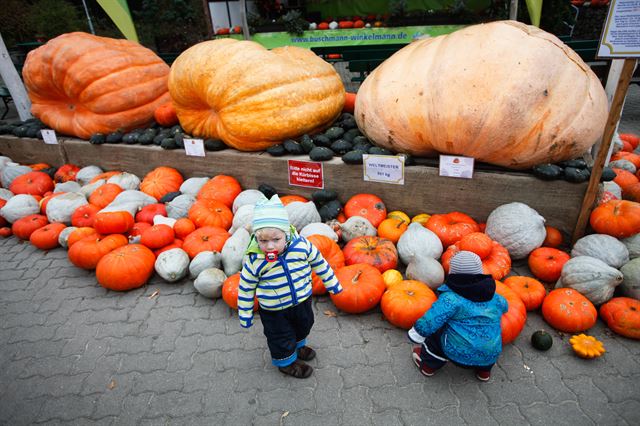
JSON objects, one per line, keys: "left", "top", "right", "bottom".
{"left": 0, "top": 135, "right": 587, "bottom": 236}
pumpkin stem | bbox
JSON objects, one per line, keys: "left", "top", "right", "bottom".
{"left": 352, "top": 269, "right": 362, "bottom": 283}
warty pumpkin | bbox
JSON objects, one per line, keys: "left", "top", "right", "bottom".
{"left": 354, "top": 21, "right": 607, "bottom": 169}
{"left": 599, "top": 297, "right": 640, "bottom": 340}
{"left": 22, "top": 32, "right": 171, "bottom": 139}
{"left": 168, "top": 38, "right": 345, "bottom": 151}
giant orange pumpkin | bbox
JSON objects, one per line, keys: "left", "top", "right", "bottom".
{"left": 22, "top": 32, "right": 171, "bottom": 139}
{"left": 168, "top": 39, "right": 345, "bottom": 151}
{"left": 355, "top": 21, "right": 608, "bottom": 169}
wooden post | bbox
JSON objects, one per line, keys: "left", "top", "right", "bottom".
{"left": 571, "top": 58, "right": 637, "bottom": 244}
{"left": 202, "top": 0, "right": 214, "bottom": 38}
{"left": 0, "top": 33, "right": 32, "bottom": 121}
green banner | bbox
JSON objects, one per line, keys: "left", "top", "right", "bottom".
{"left": 97, "top": 0, "right": 138, "bottom": 42}
{"left": 215, "top": 26, "right": 465, "bottom": 49}
{"left": 525, "top": 0, "right": 543, "bottom": 27}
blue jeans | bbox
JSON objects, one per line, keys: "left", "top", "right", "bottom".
{"left": 419, "top": 327, "right": 494, "bottom": 373}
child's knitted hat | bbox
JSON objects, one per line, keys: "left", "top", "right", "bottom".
{"left": 449, "top": 251, "right": 484, "bottom": 275}
{"left": 252, "top": 194, "right": 290, "bottom": 233}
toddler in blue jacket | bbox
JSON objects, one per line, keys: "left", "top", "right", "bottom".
{"left": 408, "top": 251, "right": 508, "bottom": 381}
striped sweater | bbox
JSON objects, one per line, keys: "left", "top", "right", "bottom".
{"left": 237, "top": 233, "right": 342, "bottom": 328}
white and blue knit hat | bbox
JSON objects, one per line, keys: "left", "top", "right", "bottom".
{"left": 252, "top": 194, "right": 290, "bottom": 233}
{"left": 449, "top": 251, "right": 484, "bottom": 275}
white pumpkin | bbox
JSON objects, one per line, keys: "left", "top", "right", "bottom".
{"left": 622, "top": 234, "right": 640, "bottom": 260}
{"left": 620, "top": 258, "right": 640, "bottom": 299}
{"left": 75, "top": 165, "right": 103, "bottom": 186}
{"left": 231, "top": 204, "right": 254, "bottom": 233}
{"left": 107, "top": 172, "right": 140, "bottom": 190}
{"left": 79, "top": 179, "right": 105, "bottom": 198}
{"left": 609, "top": 160, "right": 636, "bottom": 174}
{"left": 0, "top": 188, "right": 14, "bottom": 201}
{"left": 194, "top": 268, "right": 227, "bottom": 298}
{"left": 571, "top": 234, "right": 629, "bottom": 268}
{"left": 396, "top": 222, "right": 443, "bottom": 264}
{"left": 556, "top": 256, "right": 623, "bottom": 305}
{"left": 340, "top": 216, "right": 377, "bottom": 242}
{"left": 221, "top": 228, "right": 251, "bottom": 276}
{"left": 189, "top": 251, "right": 223, "bottom": 279}
{"left": 600, "top": 181, "right": 622, "bottom": 200}
{"left": 46, "top": 192, "right": 88, "bottom": 224}
{"left": 2, "top": 164, "right": 32, "bottom": 188}
{"left": 58, "top": 226, "right": 77, "bottom": 248}
{"left": 179, "top": 177, "right": 209, "bottom": 195}
{"left": 54, "top": 181, "right": 82, "bottom": 193}
{"left": 406, "top": 255, "right": 445, "bottom": 290}
{"left": 485, "top": 202, "right": 546, "bottom": 260}
{"left": 166, "top": 194, "right": 196, "bottom": 219}
{"left": 300, "top": 222, "right": 339, "bottom": 242}
{"left": 0, "top": 194, "right": 40, "bottom": 223}
{"left": 155, "top": 248, "right": 190, "bottom": 282}
{"left": 0, "top": 156, "right": 12, "bottom": 173}
{"left": 101, "top": 190, "right": 156, "bottom": 216}
{"left": 232, "top": 189, "right": 266, "bottom": 214}
{"left": 285, "top": 201, "right": 321, "bottom": 231}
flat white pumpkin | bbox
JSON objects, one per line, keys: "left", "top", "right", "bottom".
{"left": 556, "top": 255, "right": 623, "bottom": 305}
{"left": 571, "top": 234, "right": 629, "bottom": 268}
{"left": 194, "top": 268, "right": 227, "bottom": 298}
{"left": 406, "top": 254, "right": 445, "bottom": 290}
{"left": 0, "top": 194, "right": 40, "bottom": 223}
{"left": 166, "top": 194, "right": 196, "bottom": 219}
{"left": 108, "top": 172, "right": 141, "bottom": 190}
{"left": 75, "top": 165, "right": 103, "bottom": 186}
{"left": 232, "top": 189, "right": 266, "bottom": 214}
{"left": 54, "top": 181, "right": 82, "bottom": 193}
{"left": 189, "top": 251, "right": 223, "bottom": 279}
{"left": 46, "top": 192, "right": 88, "bottom": 224}
{"left": 179, "top": 177, "right": 209, "bottom": 195}
{"left": 285, "top": 201, "right": 321, "bottom": 231}
{"left": 300, "top": 222, "right": 339, "bottom": 242}
{"left": 397, "top": 222, "right": 443, "bottom": 264}
{"left": 485, "top": 202, "right": 546, "bottom": 260}
{"left": 155, "top": 248, "right": 190, "bottom": 282}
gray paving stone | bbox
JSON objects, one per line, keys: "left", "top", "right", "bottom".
{"left": 257, "top": 387, "right": 315, "bottom": 415}
{"left": 151, "top": 320, "right": 185, "bottom": 353}
{"left": 400, "top": 405, "right": 462, "bottom": 426}
{"left": 131, "top": 370, "right": 184, "bottom": 395}
{"left": 81, "top": 354, "right": 122, "bottom": 395}
{"left": 91, "top": 372, "right": 136, "bottom": 419}
{"left": 283, "top": 410, "right": 341, "bottom": 426}
{"left": 610, "top": 399, "right": 640, "bottom": 425}
{"left": 35, "top": 394, "right": 98, "bottom": 422}
{"left": 520, "top": 401, "right": 594, "bottom": 426}
{"left": 564, "top": 375, "right": 627, "bottom": 425}
{"left": 146, "top": 390, "right": 204, "bottom": 418}
{"left": 113, "top": 392, "right": 153, "bottom": 425}
{"left": 341, "top": 364, "right": 396, "bottom": 389}
{"left": 201, "top": 376, "right": 247, "bottom": 415}
{"left": 118, "top": 352, "right": 168, "bottom": 375}
{"left": 371, "top": 409, "right": 403, "bottom": 426}
{"left": 488, "top": 403, "right": 528, "bottom": 425}
{"left": 311, "top": 366, "right": 344, "bottom": 414}
{"left": 592, "top": 374, "right": 640, "bottom": 403}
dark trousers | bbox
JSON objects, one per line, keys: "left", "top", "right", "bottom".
{"left": 259, "top": 298, "right": 314, "bottom": 367}
{"left": 419, "top": 328, "right": 494, "bottom": 373}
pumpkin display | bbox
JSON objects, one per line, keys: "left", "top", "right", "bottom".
{"left": 556, "top": 256, "right": 623, "bottom": 305}
{"left": 503, "top": 276, "right": 546, "bottom": 311}
{"left": 354, "top": 21, "right": 607, "bottom": 169}
{"left": 425, "top": 212, "right": 480, "bottom": 247}
{"left": 527, "top": 247, "right": 570, "bottom": 282}
{"left": 381, "top": 280, "right": 437, "bottom": 329}
{"left": 96, "top": 244, "right": 156, "bottom": 291}
{"left": 9, "top": 171, "right": 54, "bottom": 196}
{"left": 495, "top": 281, "right": 527, "bottom": 344}
{"left": 168, "top": 39, "right": 345, "bottom": 150}
{"left": 330, "top": 264, "right": 386, "bottom": 314}
{"left": 342, "top": 236, "right": 398, "bottom": 273}
{"left": 12, "top": 214, "right": 48, "bottom": 240}
{"left": 590, "top": 200, "right": 640, "bottom": 238}
{"left": 541, "top": 288, "right": 597, "bottom": 332}
{"left": 89, "top": 183, "right": 123, "bottom": 209}
{"left": 344, "top": 194, "right": 386, "bottom": 228}
{"left": 599, "top": 297, "right": 640, "bottom": 340}
{"left": 485, "top": 202, "right": 546, "bottom": 260}
{"left": 140, "top": 167, "right": 184, "bottom": 201}
{"left": 307, "top": 234, "right": 345, "bottom": 295}
{"left": 182, "top": 226, "right": 231, "bottom": 258}
{"left": 29, "top": 222, "right": 66, "bottom": 250}
{"left": 22, "top": 32, "right": 171, "bottom": 139}
{"left": 441, "top": 233, "right": 511, "bottom": 280}
{"left": 68, "top": 233, "right": 129, "bottom": 269}
{"left": 569, "top": 334, "right": 606, "bottom": 359}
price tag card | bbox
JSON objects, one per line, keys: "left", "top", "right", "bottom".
{"left": 363, "top": 154, "right": 405, "bottom": 185}
{"left": 41, "top": 129, "right": 58, "bottom": 145}
{"left": 184, "top": 138, "right": 205, "bottom": 157}
{"left": 288, "top": 159, "right": 324, "bottom": 189}
{"left": 439, "top": 155, "right": 475, "bottom": 179}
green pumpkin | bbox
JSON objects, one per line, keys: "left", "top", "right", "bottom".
{"left": 531, "top": 330, "right": 553, "bottom": 351}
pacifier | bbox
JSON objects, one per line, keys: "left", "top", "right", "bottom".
{"left": 265, "top": 251, "right": 278, "bottom": 262}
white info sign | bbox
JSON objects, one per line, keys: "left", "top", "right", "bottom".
{"left": 439, "top": 155, "right": 475, "bottom": 179}
{"left": 598, "top": 0, "right": 640, "bottom": 58}
{"left": 363, "top": 154, "right": 405, "bottom": 185}
{"left": 183, "top": 138, "right": 205, "bottom": 157}
{"left": 40, "top": 129, "right": 58, "bottom": 145}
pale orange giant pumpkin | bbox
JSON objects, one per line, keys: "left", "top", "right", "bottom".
{"left": 168, "top": 39, "right": 345, "bottom": 151}
{"left": 22, "top": 32, "right": 171, "bottom": 139}
{"left": 355, "top": 21, "right": 608, "bottom": 169}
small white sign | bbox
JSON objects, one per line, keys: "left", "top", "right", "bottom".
{"left": 41, "top": 129, "right": 58, "bottom": 145}
{"left": 439, "top": 155, "right": 475, "bottom": 179}
{"left": 363, "top": 154, "right": 405, "bottom": 185}
{"left": 183, "top": 138, "right": 205, "bottom": 157}
{"left": 598, "top": 0, "right": 640, "bottom": 58}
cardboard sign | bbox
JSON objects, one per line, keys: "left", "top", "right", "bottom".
{"left": 363, "top": 154, "right": 405, "bottom": 185}
{"left": 40, "top": 129, "right": 58, "bottom": 145}
{"left": 288, "top": 159, "right": 324, "bottom": 189}
{"left": 439, "top": 155, "right": 474, "bottom": 179}
{"left": 183, "top": 138, "right": 205, "bottom": 157}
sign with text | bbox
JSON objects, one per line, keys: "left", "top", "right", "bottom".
{"left": 363, "top": 154, "right": 405, "bottom": 185}
{"left": 598, "top": 0, "right": 640, "bottom": 58}
{"left": 288, "top": 159, "right": 324, "bottom": 189}
{"left": 40, "top": 129, "right": 58, "bottom": 145}
{"left": 183, "top": 138, "right": 205, "bottom": 157}
{"left": 439, "top": 155, "right": 475, "bottom": 179}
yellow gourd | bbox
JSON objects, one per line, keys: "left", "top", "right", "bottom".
{"left": 569, "top": 334, "right": 606, "bottom": 359}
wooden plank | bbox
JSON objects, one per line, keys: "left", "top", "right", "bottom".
{"left": 0, "top": 135, "right": 67, "bottom": 167}
{"left": 0, "top": 135, "right": 587, "bottom": 236}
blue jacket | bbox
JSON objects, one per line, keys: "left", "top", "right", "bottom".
{"left": 413, "top": 274, "right": 508, "bottom": 366}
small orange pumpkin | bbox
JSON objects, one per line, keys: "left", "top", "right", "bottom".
{"left": 590, "top": 200, "right": 640, "bottom": 238}
{"left": 67, "top": 227, "right": 99, "bottom": 248}
{"left": 154, "top": 102, "right": 179, "bottom": 127}
{"left": 89, "top": 183, "right": 123, "bottom": 209}
{"left": 503, "top": 276, "right": 546, "bottom": 311}
{"left": 377, "top": 217, "right": 408, "bottom": 244}
{"left": 174, "top": 218, "right": 196, "bottom": 240}
{"left": 599, "top": 297, "right": 640, "bottom": 340}
{"left": 68, "top": 234, "right": 129, "bottom": 269}
{"left": 343, "top": 193, "right": 386, "bottom": 227}
{"left": 541, "top": 288, "right": 597, "bottom": 333}
{"left": 140, "top": 167, "right": 184, "bottom": 201}
{"left": 135, "top": 203, "right": 168, "bottom": 224}
{"left": 280, "top": 195, "right": 308, "bottom": 205}
{"left": 188, "top": 199, "right": 233, "bottom": 230}
{"left": 495, "top": 281, "right": 527, "bottom": 344}
{"left": 542, "top": 225, "right": 563, "bottom": 248}
{"left": 93, "top": 211, "right": 135, "bottom": 234}
{"left": 54, "top": 164, "right": 80, "bottom": 183}
{"left": 441, "top": 233, "right": 511, "bottom": 280}
{"left": 29, "top": 222, "right": 66, "bottom": 250}
{"left": 9, "top": 171, "right": 54, "bottom": 196}
{"left": 222, "top": 273, "right": 258, "bottom": 310}
{"left": 196, "top": 175, "right": 242, "bottom": 209}
{"left": 140, "top": 224, "right": 175, "bottom": 249}
{"left": 527, "top": 247, "right": 570, "bottom": 282}
{"left": 381, "top": 280, "right": 437, "bottom": 329}
{"left": 12, "top": 214, "right": 48, "bottom": 240}
{"left": 182, "top": 226, "right": 230, "bottom": 258}
{"left": 71, "top": 204, "right": 100, "bottom": 228}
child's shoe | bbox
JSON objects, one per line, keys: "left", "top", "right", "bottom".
{"left": 297, "top": 346, "right": 316, "bottom": 361}
{"left": 278, "top": 360, "right": 313, "bottom": 378}
{"left": 412, "top": 347, "right": 436, "bottom": 377}
{"left": 476, "top": 370, "right": 491, "bottom": 382}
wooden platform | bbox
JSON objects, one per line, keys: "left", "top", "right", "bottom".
{"left": 0, "top": 135, "right": 587, "bottom": 236}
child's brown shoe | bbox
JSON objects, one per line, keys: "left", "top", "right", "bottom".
{"left": 278, "top": 360, "right": 313, "bottom": 378}
{"left": 297, "top": 346, "right": 316, "bottom": 361}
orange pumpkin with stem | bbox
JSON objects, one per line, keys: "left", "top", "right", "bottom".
{"left": 425, "top": 212, "right": 480, "bottom": 247}
{"left": 495, "top": 281, "right": 527, "bottom": 344}
{"left": 188, "top": 199, "right": 233, "bottom": 230}
{"left": 541, "top": 288, "right": 597, "bottom": 333}
{"left": 612, "top": 168, "right": 638, "bottom": 192}
{"left": 67, "top": 227, "right": 99, "bottom": 248}
{"left": 89, "top": 183, "right": 123, "bottom": 209}
{"left": 590, "top": 200, "right": 640, "bottom": 238}
{"left": 174, "top": 218, "right": 196, "bottom": 240}
{"left": 140, "top": 167, "right": 184, "bottom": 201}
{"left": 93, "top": 211, "right": 135, "bottom": 234}
{"left": 196, "top": 175, "right": 242, "bottom": 209}
{"left": 344, "top": 194, "right": 386, "bottom": 227}
{"left": 381, "top": 280, "right": 437, "bottom": 329}
{"left": 9, "top": 171, "right": 54, "bottom": 196}
{"left": 68, "top": 234, "right": 129, "bottom": 269}
{"left": 330, "top": 264, "right": 386, "bottom": 314}
{"left": 182, "top": 226, "right": 230, "bottom": 258}
{"left": 342, "top": 236, "right": 398, "bottom": 273}
{"left": 377, "top": 217, "right": 408, "bottom": 243}
{"left": 12, "top": 214, "right": 48, "bottom": 240}
{"left": 503, "top": 276, "right": 546, "bottom": 311}
{"left": 54, "top": 164, "right": 80, "bottom": 183}
{"left": 90, "top": 171, "right": 122, "bottom": 184}
{"left": 135, "top": 203, "right": 168, "bottom": 224}
{"left": 599, "top": 297, "right": 640, "bottom": 340}
{"left": 307, "top": 234, "right": 345, "bottom": 295}
{"left": 528, "top": 247, "right": 570, "bottom": 282}
{"left": 140, "top": 224, "right": 175, "bottom": 249}
{"left": 280, "top": 195, "right": 308, "bottom": 205}
{"left": 96, "top": 244, "right": 156, "bottom": 291}
{"left": 0, "top": 227, "right": 12, "bottom": 238}
{"left": 71, "top": 204, "right": 100, "bottom": 228}
{"left": 222, "top": 273, "right": 259, "bottom": 310}
{"left": 29, "top": 222, "right": 66, "bottom": 250}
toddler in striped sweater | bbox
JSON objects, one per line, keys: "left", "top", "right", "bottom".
{"left": 238, "top": 195, "right": 343, "bottom": 378}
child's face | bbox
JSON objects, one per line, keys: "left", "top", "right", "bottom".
{"left": 256, "top": 228, "right": 287, "bottom": 255}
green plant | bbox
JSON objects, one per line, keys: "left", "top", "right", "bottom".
{"left": 27, "top": 0, "right": 85, "bottom": 40}
{"left": 278, "top": 10, "right": 307, "bottom": 36}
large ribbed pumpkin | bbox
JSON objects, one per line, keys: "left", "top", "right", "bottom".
{"left": 355, "top": 21, "right": 608, "bottom": 169}
{"left": 168, "top": 38, "right": 345, "bottom": 151}
{"left": 22, "top": 32, "right": 171, "bottom": 139}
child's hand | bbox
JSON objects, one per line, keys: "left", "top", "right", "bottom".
{"left": 408, "top": 327, "right": 426, "bottom": 344}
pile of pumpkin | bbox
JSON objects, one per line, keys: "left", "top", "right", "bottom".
{"left": 2, "top": 157, "right": 640, "bottom": 357}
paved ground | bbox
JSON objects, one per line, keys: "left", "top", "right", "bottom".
{"left": 1, "top": 66, "right": 640, "bottom": 425}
